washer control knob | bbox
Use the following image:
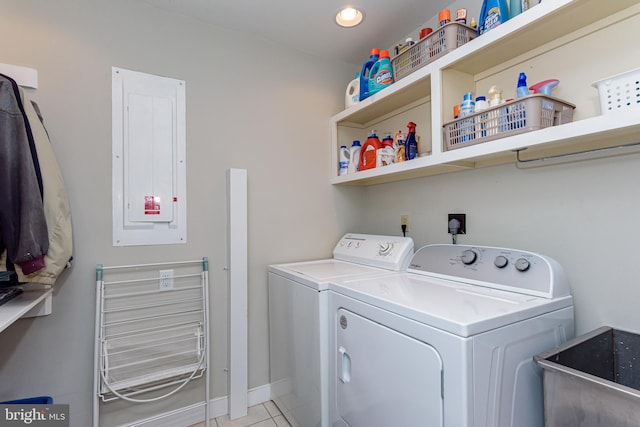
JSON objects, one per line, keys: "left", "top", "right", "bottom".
{"left": 461, "top": 250, "right": 477, "bottom": 265}
{"left": 378, "top": 243, "right": 393, "bottom": 256}
{"left": 515, "top": 258, "right": 531, "bottom": 272}
{"left": 494, "top": 255, "right": 509, "bottom": 269}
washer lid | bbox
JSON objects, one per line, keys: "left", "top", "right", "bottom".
{"left": 269, "top": 259, "right": 393, "bottom": 291}
{"left": 329, "top": 273, "right": 573, "bottom": 337}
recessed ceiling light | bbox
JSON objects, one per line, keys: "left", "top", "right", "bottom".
{"left": 336, "top": 7, "right": 365, "bottom": 28}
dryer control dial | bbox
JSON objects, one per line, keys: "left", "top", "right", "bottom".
{"left": 461, "top": 249, "right": 477, "bottom": 265}
{"left": 378, "top": 242, "right": 393, "bottom": 256}
{"left": 515, "top": 258, "right": 531, "bottom": 272}
{"left": 494, "top": 255, "right": 509, "bottom": 269}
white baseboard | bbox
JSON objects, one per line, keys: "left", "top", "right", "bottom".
{"left": 124, "top": 383, "right": 272, "bottom": 427}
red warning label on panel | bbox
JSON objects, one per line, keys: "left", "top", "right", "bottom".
{"left": 144, "top": 195, "right": 161, "bottom": 215}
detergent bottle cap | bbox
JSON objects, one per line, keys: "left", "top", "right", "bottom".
{"left": 463, "top": 92, "right": 474, "bottom": 101}
{"left": 382, "top": 134, "right": 394, "bottom": 147}
{"left": 370, "top": 48, "right": 380, "bottom": 57}
{"left": 439, "top": 9, "right": 451, "bottom": 24}
{"left": 379, "top": 50, "right": 390, "bottom": 59}
{"left": 352, "top": 140, "right": 361, "bottom": 146}
{"left": 475, "top": 95, "right": 486, "bottom": 101}
{"left": 407, "top": 122, "right": 417, "bottom": 133}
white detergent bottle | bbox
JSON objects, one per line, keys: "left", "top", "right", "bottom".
{"left": 338, "top": 145, "right": 349, "bottom": 175}
{"left": 345, "top": 72, "right": 360, "bottom": 108}
{"left": 347, "top": 141, "right": 361, "bottom": 174}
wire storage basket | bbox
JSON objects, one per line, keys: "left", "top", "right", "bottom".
{"left": 443, "top": 94, "right": 576, "bottom": 151}
{"left": 392, "top": 22, "right": 477, "bottom": 81}
{"left": 592, "top": 67, "right": 640, "bottom": 114}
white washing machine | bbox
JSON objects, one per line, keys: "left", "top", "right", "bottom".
{"left": 268, "top": 234, "right": 414, "bottom": 427}
{"left": 328, "top": 244, "right": 574, "bottom": 427}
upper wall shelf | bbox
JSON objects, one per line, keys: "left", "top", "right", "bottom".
{"left": 0, "top": 63, "right": 38, "bottom": 88}
{"left": 330, "top": 0, "right": 640, "bottom": 185}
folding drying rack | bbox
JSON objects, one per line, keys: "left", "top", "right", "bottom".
{"left": 93, "top": 258, "right": 210, "bottom": 427}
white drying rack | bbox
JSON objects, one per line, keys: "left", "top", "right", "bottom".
{"left": 93, "top": 258, "right": 210, "bottom": 427}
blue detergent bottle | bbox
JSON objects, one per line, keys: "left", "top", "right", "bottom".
{"left": 359, "top": 48, "right": 380, "bottom": 101}
{"left": 478, "top": 0, "right": 509, "bottom": 35}
{"left": 368, "top": 50, "right": 394, "bottom": 97}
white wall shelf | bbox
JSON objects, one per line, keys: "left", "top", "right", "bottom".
{"left": 0, "top": 285, "right": 53, "bottom": 334}
{"left": 331, "top": 0, "right": 640, "bottom": 186}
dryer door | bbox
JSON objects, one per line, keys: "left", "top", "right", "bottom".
{"left": 336, "top": 308, "right": 443, "bottom": 427}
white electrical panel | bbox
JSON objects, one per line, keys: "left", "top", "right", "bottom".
{"left": 112, "top": 67, "right": 186, "bottom": 246}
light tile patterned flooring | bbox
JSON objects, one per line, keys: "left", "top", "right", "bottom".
{"left": 189, "top": 401, "right": 291, "bottom": 427}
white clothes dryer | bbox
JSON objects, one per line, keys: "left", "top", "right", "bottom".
{"left": 268, "top": 234, "right": 414, "bottom": 427}
{"left": 328, "top": 244, "right": 574, "bottom": 427}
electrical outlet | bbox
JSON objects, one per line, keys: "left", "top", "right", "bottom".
{"left": 159, "top": 269, "right": 174, "bottom": 290}
{"left": 447, "top": 213, "right": 466, "bottom": 234}
{"left": 401, "top": 214, "right": 409, "bottom": 232}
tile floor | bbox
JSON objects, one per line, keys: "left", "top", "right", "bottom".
{"left": 189, "top": 401, "right": 291, "bottom": 427}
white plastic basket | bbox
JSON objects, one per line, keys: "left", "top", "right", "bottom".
{"left": 592, "top": 68, "right": 640, "bottom": 114}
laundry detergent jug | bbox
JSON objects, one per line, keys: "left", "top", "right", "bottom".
{"left": 359, "top": 131, "right": 381, "bottom": 171}
{"left": 359, "top": 48, "right": 380, "bottom": 101}
{"left": 368, "top": 50, "right": 394, "bottom": 96}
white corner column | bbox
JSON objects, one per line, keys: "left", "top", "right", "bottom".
{"left": 227, "top": 168, "right": 248, "bottom": 419}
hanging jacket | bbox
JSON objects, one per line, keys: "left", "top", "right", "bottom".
{"left": 0, "top": 74, "right": 73, "bottom": 285}
{"left": 0, "top": 74, "right": 48, "bottom": 275}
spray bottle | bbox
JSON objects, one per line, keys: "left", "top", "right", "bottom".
{"left": 405, "top": 122, "right": 418, "bottom": 160}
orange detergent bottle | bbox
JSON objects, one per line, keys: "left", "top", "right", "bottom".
{"left": 359, "top": 130, "right": 382, "bottom": 170}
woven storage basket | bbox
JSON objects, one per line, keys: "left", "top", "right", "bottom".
{"left": 392, "top": 23, "right": 476, "bottom": 81}
{"left": 443, "top": 94, "right": 575, "bottom": 151}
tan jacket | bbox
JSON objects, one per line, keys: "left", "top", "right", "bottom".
{"left": 0, "top": 84, "right": 73, "bottom": 285}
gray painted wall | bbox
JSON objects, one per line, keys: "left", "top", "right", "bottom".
{"left": 1, "top": 0, "right": 639, "bottom": 426}
{"left": 0, "top": 1, "right": 360, "bottom": 425}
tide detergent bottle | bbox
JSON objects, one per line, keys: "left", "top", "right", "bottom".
{"left": 478, "top": 0, "right": 509, "bottom": 35}
{"left": 368, "top": 50, "right": 394, "bottom": 96}
{"left": 359, "top": 48, "right": 380, "bottom": 101}
{"left": 359, "top": 130, "right": 382, "bottom": 171}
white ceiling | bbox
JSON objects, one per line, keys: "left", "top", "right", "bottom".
{"left": 140, "top": 0, "right": 451, "bottom": 67}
